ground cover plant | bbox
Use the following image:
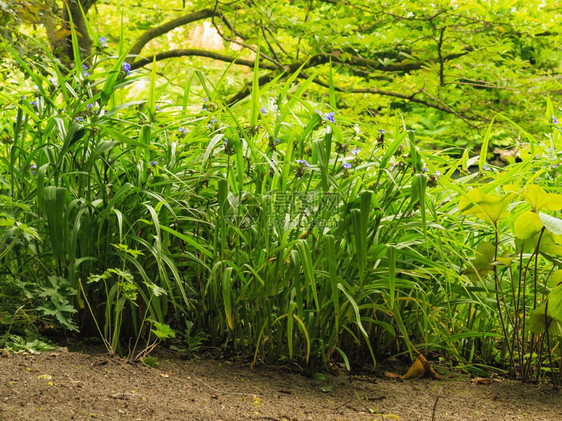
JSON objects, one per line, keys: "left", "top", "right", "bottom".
{"left": 1, "top": 1, "right": 561, "bottom": 389}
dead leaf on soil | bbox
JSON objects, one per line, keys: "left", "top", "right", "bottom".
{"left": 384, "top": 372, "right": 403, "bottom": 379}
{"left": 471, "top": 377, "right": 492, "bottom": 385}
{"left": 401, "top": 354, "right": 438, "bottom": 380}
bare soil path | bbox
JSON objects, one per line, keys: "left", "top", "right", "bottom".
{"left": 1, "top": 347, "right": 561, "bottom": 420}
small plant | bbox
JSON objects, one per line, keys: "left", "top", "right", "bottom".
{"left": 460, "top": 184, "right": 562, "bottom": 383}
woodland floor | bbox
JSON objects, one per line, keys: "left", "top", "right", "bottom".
{"left": 1, "top": 346, "right": 561, "bottom": 421}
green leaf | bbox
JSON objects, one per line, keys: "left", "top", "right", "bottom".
{"left": 529, "top": 304, "right": 562, "bottom": 337}
{"left": 539, "top": 212, "right": 562, "bottom": 236}
{"left": 151, "top": 322, "right": 176, "bottom": 340}
{"left": 539, "top": 232, "right": 562, "bottom": 256}
{"left": 524, "top": 185, "right": 562, "bottom": 212}
{"left": 514, "top": 211, "right": 543, "bottom": 239}
{"left": 459, "top": 188, "right": 513, "bottom": 224}
{"left": 550, "top": 270, "right": 562, "bottom": 288}
{"left": 463, "top": 241, "right": 495, "bottom": 282}
{"left": 548, "top": 285, "right": 562, "bottom": 324}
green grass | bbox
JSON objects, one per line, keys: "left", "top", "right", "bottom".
{"left": 1, "top": 28, "right": 561, "bottom": 383}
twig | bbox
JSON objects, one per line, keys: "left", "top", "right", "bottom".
{"left": 333, "top": 399, "right": 353, "bottom": 412}
{"left": 432, "top": 388, "right": 443, "bottom": 421}
{"left": 192, "top": 374, "right": 257, "bottom": 396}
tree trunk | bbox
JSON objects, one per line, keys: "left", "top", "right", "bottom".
{"left": 42, "top": 0, "right": 96, "bottom": 68}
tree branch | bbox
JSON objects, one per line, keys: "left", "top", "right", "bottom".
{"left": 129, "top": 9, "right": 217, "bottom": 57}
{"left": 130, "top": 49, "right": 273, "bottom": 71}
{"left": 131, "top": 47, "right": 470, "bottom": 75}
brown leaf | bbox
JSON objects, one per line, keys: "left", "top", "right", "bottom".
{"left": 402, "top": 354, "right": 438, "bottom": 380}
{"left": 471, "top": 377, "right": 492, "bottom": 385}
{"left": 384, "top": 371, "right": 403, "bottom": 379}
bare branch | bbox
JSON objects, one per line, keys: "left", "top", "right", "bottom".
{"left": 130, "top": 49, "right": 273, "bottom": 70}
{"left": 129, "top": 9, "right": 217, "bottom": 57}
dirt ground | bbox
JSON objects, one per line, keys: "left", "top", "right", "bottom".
{"left": 1, "top": 347, "right": 561, "bottom": 421}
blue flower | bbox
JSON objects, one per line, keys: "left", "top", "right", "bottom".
{"left": 122, "top": 62, "right": 131, "bottom": 76}
{"left": 49, "top": 78, "right": 58, "bottom": 86}
{"left": 296, "top": 159, "right": 311, "bottom": 167}
{"left": 553, "top": 115, "right": 559, "bottom": 124}
{"left": 76, "top": 117, "right": 83, "bottom": 122}
{"left": 343, "top": 162, "right": 352, "bottom": 170}
{"left": 210, "top": 117, "right": 217, "bottom": 123}
{"left": 224, "top": 138, "right": 228, "bottom": 145}
{"left": 351, "top": 148, "right": 361, "bottom": 156}
{"left": 155, "top": 105, "right": 161, "bottom": 112}
{"left": 483, "top": 164, "right": 490, "bottom": 171}
{"left": 100, "top": 36, "right": 108, "bottom": 47}
{"left": 435, "top": 171, "right": 441, "bottom": 177}
{"left": 325, "top": 112, "right": 335, "bottom": 123}
{"left": 274, "top": 138, "right": 280, "bottom": 144}
{"left": 203, "top": 97, "right": 208, "bottom": 103}
{"left": 378, "top": 129, "right": 386, "bottom": 134}
{"left": 87, "top": 103, "right": 93, "bottom": 111}
{"left": 179, "top": 127, "right": 188, "bottom": 135}
{"left": 260, "top": 106, "right": 268, "bottom": 115}
{"left": 151, "top": 161, "right": 157, "bottom": 167}
{"left": 30, "top": 163, "right": 37, "bottom": 170}
{"left": 30, "top": 100, "right": 37, "bottom": 106}
{"left": 82, "top": 63, "right": 90, "bottom": 77}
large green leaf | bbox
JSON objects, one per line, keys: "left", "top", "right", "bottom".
{"left": 523, "top": 185, "right": 562, "bottom": 212}
{"left": 459, "top": 188, "right": 513, "bottom": 224}
{"left": 514, "top": 210, "right": 543, "bottom": 239}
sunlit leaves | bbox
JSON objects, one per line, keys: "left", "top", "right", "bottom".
{"left": 459, "top": 188, "right": 513, "bottom": 224}
{"left": 523, "top": 185, "right": 562, "bottom": 212}
{"left": 513, "top": 210, "right": 542, "bottom": 239}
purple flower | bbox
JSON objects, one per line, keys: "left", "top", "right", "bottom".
{"left": 378, "top": 129, "right": 386, "bottom": 134}
{"left": 325, "top": 112, "right": 335, "bottom": 123}
{"left": 483, "top": 164, "right": 490, "bottom": 171}
{"left": 203, "top": 97, "right": 208, "bottom": 103}
{"left": 21, "top": 95, "right": 26, "bottom": 100}
{"left": 49, "top": 78, "right": 58, "bottom": 86}
{"left": 210, "top": 117, "right": 217, "bottom": 123}
{"left": 179, "top": 127, "right": 188, "bottom": 135}
{"left": 274, "top": 138, "right": 280, "bottom": 144}
{"left": 343, "top": 162, "right": 352, "bottom": 170}
{"left": 155, "top": 105, "right": 161, "bottom": 112}
{"left": 553, "top": 115, "right": 559, "bottom": 124}
{"left": 351, "top": 148, "right": 361, "bottom": 156}
{"left": 435, "top": 171, "right": 441, "bottom": 177}
{"left": 122, "top": 62, "right": 131, "bottom": 76}
{"left": 30, "top": 100, "right": 37, "bottom": 106}
{"left": 151, "top": 161, "right": 157, "bottom": 167}
{"left": 296, "top": 159, "right": 311, "bottom": 167}
{"left": 30, "top": 163, "right": 37, "bottom": 170}
{"left": 260, "top": 106, "right": 268, "bottom": 115}
{"left": 87, "top": 103, "right": 93, "bottom": 111}
{"left": 100, "top": 36, "right": 107, "bottom": 47}
{"left": 82, "top": 64, "right": 88, "bottom": 70}
{"left": 76, "top": 117, "right": 83, "bottom": 122}
{"left": 224, "top": 138, "right": 228, "bottom": 145}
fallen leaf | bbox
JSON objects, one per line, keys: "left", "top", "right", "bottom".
{"left": 471, "top": 377, "right": 492, "bottom": 385}
{"left": 402, "top": 354, "right": 438, "bottom": 380}
{"left": 384, "top": 371, "right": 403, "bottom": 379}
